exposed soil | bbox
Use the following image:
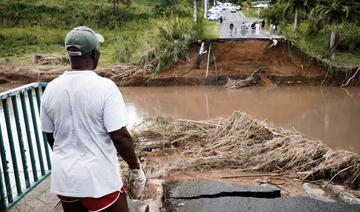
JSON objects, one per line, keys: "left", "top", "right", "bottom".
{"left": 0, "top": 39, "right": 358, "bottom": 87}
{"left": 125, "top": 39, "right": 359, "bottom": 86}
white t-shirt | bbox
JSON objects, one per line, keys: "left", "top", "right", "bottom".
{"left": 40, "top": 70, "right": 128, "bottom": 198}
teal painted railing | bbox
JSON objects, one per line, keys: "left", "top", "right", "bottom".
{"left": 0, "top": 82, "right": 51, "bottom": 211}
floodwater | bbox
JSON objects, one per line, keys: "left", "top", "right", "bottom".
{"left": 121, "top": 86, "right": 360, "bottom": 153}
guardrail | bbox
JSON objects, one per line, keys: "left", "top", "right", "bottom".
{"left": 0, "top": 82, "right": 51, "bottom": 211}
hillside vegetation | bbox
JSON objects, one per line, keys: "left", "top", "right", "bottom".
{"left": 0, "top": 0, "right": 203, "bottom": 72}
{"left": 261, "top": 0, "right": 360, "bottom": 70}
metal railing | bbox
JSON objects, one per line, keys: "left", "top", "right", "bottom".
{"left": 0, "top": 82, "right": 51, "bottom": 211}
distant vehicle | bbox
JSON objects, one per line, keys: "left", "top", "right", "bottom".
{"left": 236, "top": 6, "right": 241, "bottom": 11}
{"left": 230, "top": 8, "right": 237, "bottom": 13}
{"left": 208, "top": 14, "right": 219, "bottom": 21}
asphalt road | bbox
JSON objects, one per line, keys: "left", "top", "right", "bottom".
{"left": 165, "top": 181, "right": 360, "bottom": 212}
{"left": 218, "top": 9, "right": 282, "bottom": 39}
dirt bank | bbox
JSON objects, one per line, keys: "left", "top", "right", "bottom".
{"left": 123, "top": 39, "right": 359, "bottom": 86}
{"left": 0, "top": 39, "right": 358, "bottom": 87}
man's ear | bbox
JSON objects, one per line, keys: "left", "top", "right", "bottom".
{"left": 92, "top": 49, "right": 100, "bottom": 69}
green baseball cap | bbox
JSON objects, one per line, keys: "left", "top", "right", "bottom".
{"left": 65, "top": 26, "right": 104, "bottom": 56}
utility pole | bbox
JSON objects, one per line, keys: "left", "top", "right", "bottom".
{"left": 193, "top": 0, "right": 197, "bottom": 23}
{"left": 204, "top": 0, "right": 208, "bottom": 18}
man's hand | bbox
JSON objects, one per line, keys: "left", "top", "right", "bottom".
{"left": 109, "top": 127, "right": 147, "bottom": 198}
{"left": 130, "top": 167, "right": 146, "bottom": 199}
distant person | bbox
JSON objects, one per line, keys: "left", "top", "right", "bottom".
{"left": 251, "top": 22, "right": 256, "bottom": 29}
{"left": 269, "top": 39, "right": 278, "bottom": 48}
{"left": 251, "top": 22, "right": 256, "bottom": 34}
{"left": 219, "top": 16, "right": 223, "bottom": 24}
{"left": 240, "top": 22, "right": 247, "bottom": 37}
{"left": 261, "top": 20, "right": 265, "bottom": 28}
{"left": 255, "top": 22, "right": 260, "bottom": 35}
{"left": 229, "top": 23, "right": 234, "bottom": 36}
{"left": 40, "top": 26, "right": 146, "bottom": 212}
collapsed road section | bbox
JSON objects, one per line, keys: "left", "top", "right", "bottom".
{"left": 117, "top": 38, "right": 359, "bottom": 87}
{"left": 164, "top": 181, "right": 360, "bottom": 212}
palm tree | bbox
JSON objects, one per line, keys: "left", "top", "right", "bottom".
{"left": 281, "top": 0, "right": 314, "bottom": 30}
{"left": 311, "top": 0, "right": 360, "bottom": 60}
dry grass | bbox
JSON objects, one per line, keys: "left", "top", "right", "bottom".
{"left": 134, "top": 111, "right": 360, "bottom": 189}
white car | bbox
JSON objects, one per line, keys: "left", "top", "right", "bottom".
{"left": 230, "top": 8, "right": 237, "bottom": 13}
{"left": 208, "top": 14, "right": 219, "bottom": 21}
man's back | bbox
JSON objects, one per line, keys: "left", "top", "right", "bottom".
{"left": 41, "top": 70, "right": 128, "bottom": 198}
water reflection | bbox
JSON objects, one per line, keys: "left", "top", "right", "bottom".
{"left": 121, "top": 86, "right": 360, "bottom": 152}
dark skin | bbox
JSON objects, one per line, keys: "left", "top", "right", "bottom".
{"left": 44, "top": 48, "right": 138, "bottom": 212}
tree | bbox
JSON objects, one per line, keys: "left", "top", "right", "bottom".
{"left": 311, "top": 0, "right": 360, "bottom": 60}
{"left": 281, "top": 0, "right": 314, "bottom": 30}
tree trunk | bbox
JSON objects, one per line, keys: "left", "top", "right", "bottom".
{"left": 193, "top": 0, "right": 197, "bottom": 23}
{"left": 329, "top": 30, "right": 337, "bottom": 60}
{"left": 293, "top": 9, "right": 298, "bottom": 31}
{"left": 112, "top": 0, "right": 116, "bottom": 14}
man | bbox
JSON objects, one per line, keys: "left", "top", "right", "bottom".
{"left": 229, "top": 23, "right": 234, "bottom": 37}
{"left": 40, "top": 26, "right": 146, "bottom": 212}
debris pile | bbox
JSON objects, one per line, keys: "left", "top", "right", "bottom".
{"left": 32, "top": 54, "right": 69, "bottom": 65}
{"left": 135, "top": 112, "right": 360, "bottom": 189}
{"left": 224, "top": 67, "right": 264, "bottom": 88}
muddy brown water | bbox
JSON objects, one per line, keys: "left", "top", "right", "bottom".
{"left": 121, "top": 86, "right": 360, "bottom": 153}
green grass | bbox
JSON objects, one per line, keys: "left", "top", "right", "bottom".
{"left": 0, "top": 0, "right": 203, "bottom": 72}
{"left": 202, "top": 20, "right": 220, "bottom": 39}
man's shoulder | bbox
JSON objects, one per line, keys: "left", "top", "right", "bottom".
{"left": 90, "top": 74, "right": 117, "bottom": 89}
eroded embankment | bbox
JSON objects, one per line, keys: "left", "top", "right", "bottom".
{"left": 121, "top": 39, "right": 358, "bottom": 86}
{"left": 0, "top": 39, "right": 358, "bottom": 87}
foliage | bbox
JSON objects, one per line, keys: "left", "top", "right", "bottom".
{"left": 310, "top": 0, "right": 360, "bottom": 59}
{"left": 201, "top": 20, "right": 220, "bottom": 39}
{"left": 0, "top": 0, "right": 203, "bottom": 72}
{"left": 262, "top": 0, "right": 360, "bottom": 64}
{"left": 283, "top": 23, "right": 360, "bottom": 68}
{"left": 242, "top": 8, "right": 260, "bottom": 18}
{"left": 310, "top": 0, "right": 360, "bottom": 27}
{"left": 153, "top": 0, "right": 192, "bottom": 18}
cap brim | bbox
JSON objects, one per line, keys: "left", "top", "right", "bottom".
{"left": 96, "top": 33, "right": 105, "bottom": 43}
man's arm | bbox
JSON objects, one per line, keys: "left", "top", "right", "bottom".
{"left": 109, "top": 127, "right": 140, "bottom": 170}
{"left": 45, "top": 132, "right": 55, "bottom": 150}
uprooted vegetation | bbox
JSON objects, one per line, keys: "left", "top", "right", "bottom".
{"left": 134, "top": 112, "right": 360, "bottom": 189}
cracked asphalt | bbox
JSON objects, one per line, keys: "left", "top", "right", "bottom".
{"left": 164, "top": 181, "right": 360, "bottom": 212}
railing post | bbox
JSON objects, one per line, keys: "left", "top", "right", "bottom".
{"left": 27, "top": 90, "right": 45, "bottom": 176}
{"left": 11, "top": 96, "right": 31, "bottom": 189}
{"left": 0, "top": 165, "right": 7, "bottom": 211}
{"left": 2, "top": 99, "right": 22, "bottom": 195}
{"left": 0, "top": 124, "right": 12, "bottom": 204}
{"left": 20, "top": 93, "right": 38, "bottom": 182}
{"left": 35, "top": 88, "right": 51, "bottom": 170}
